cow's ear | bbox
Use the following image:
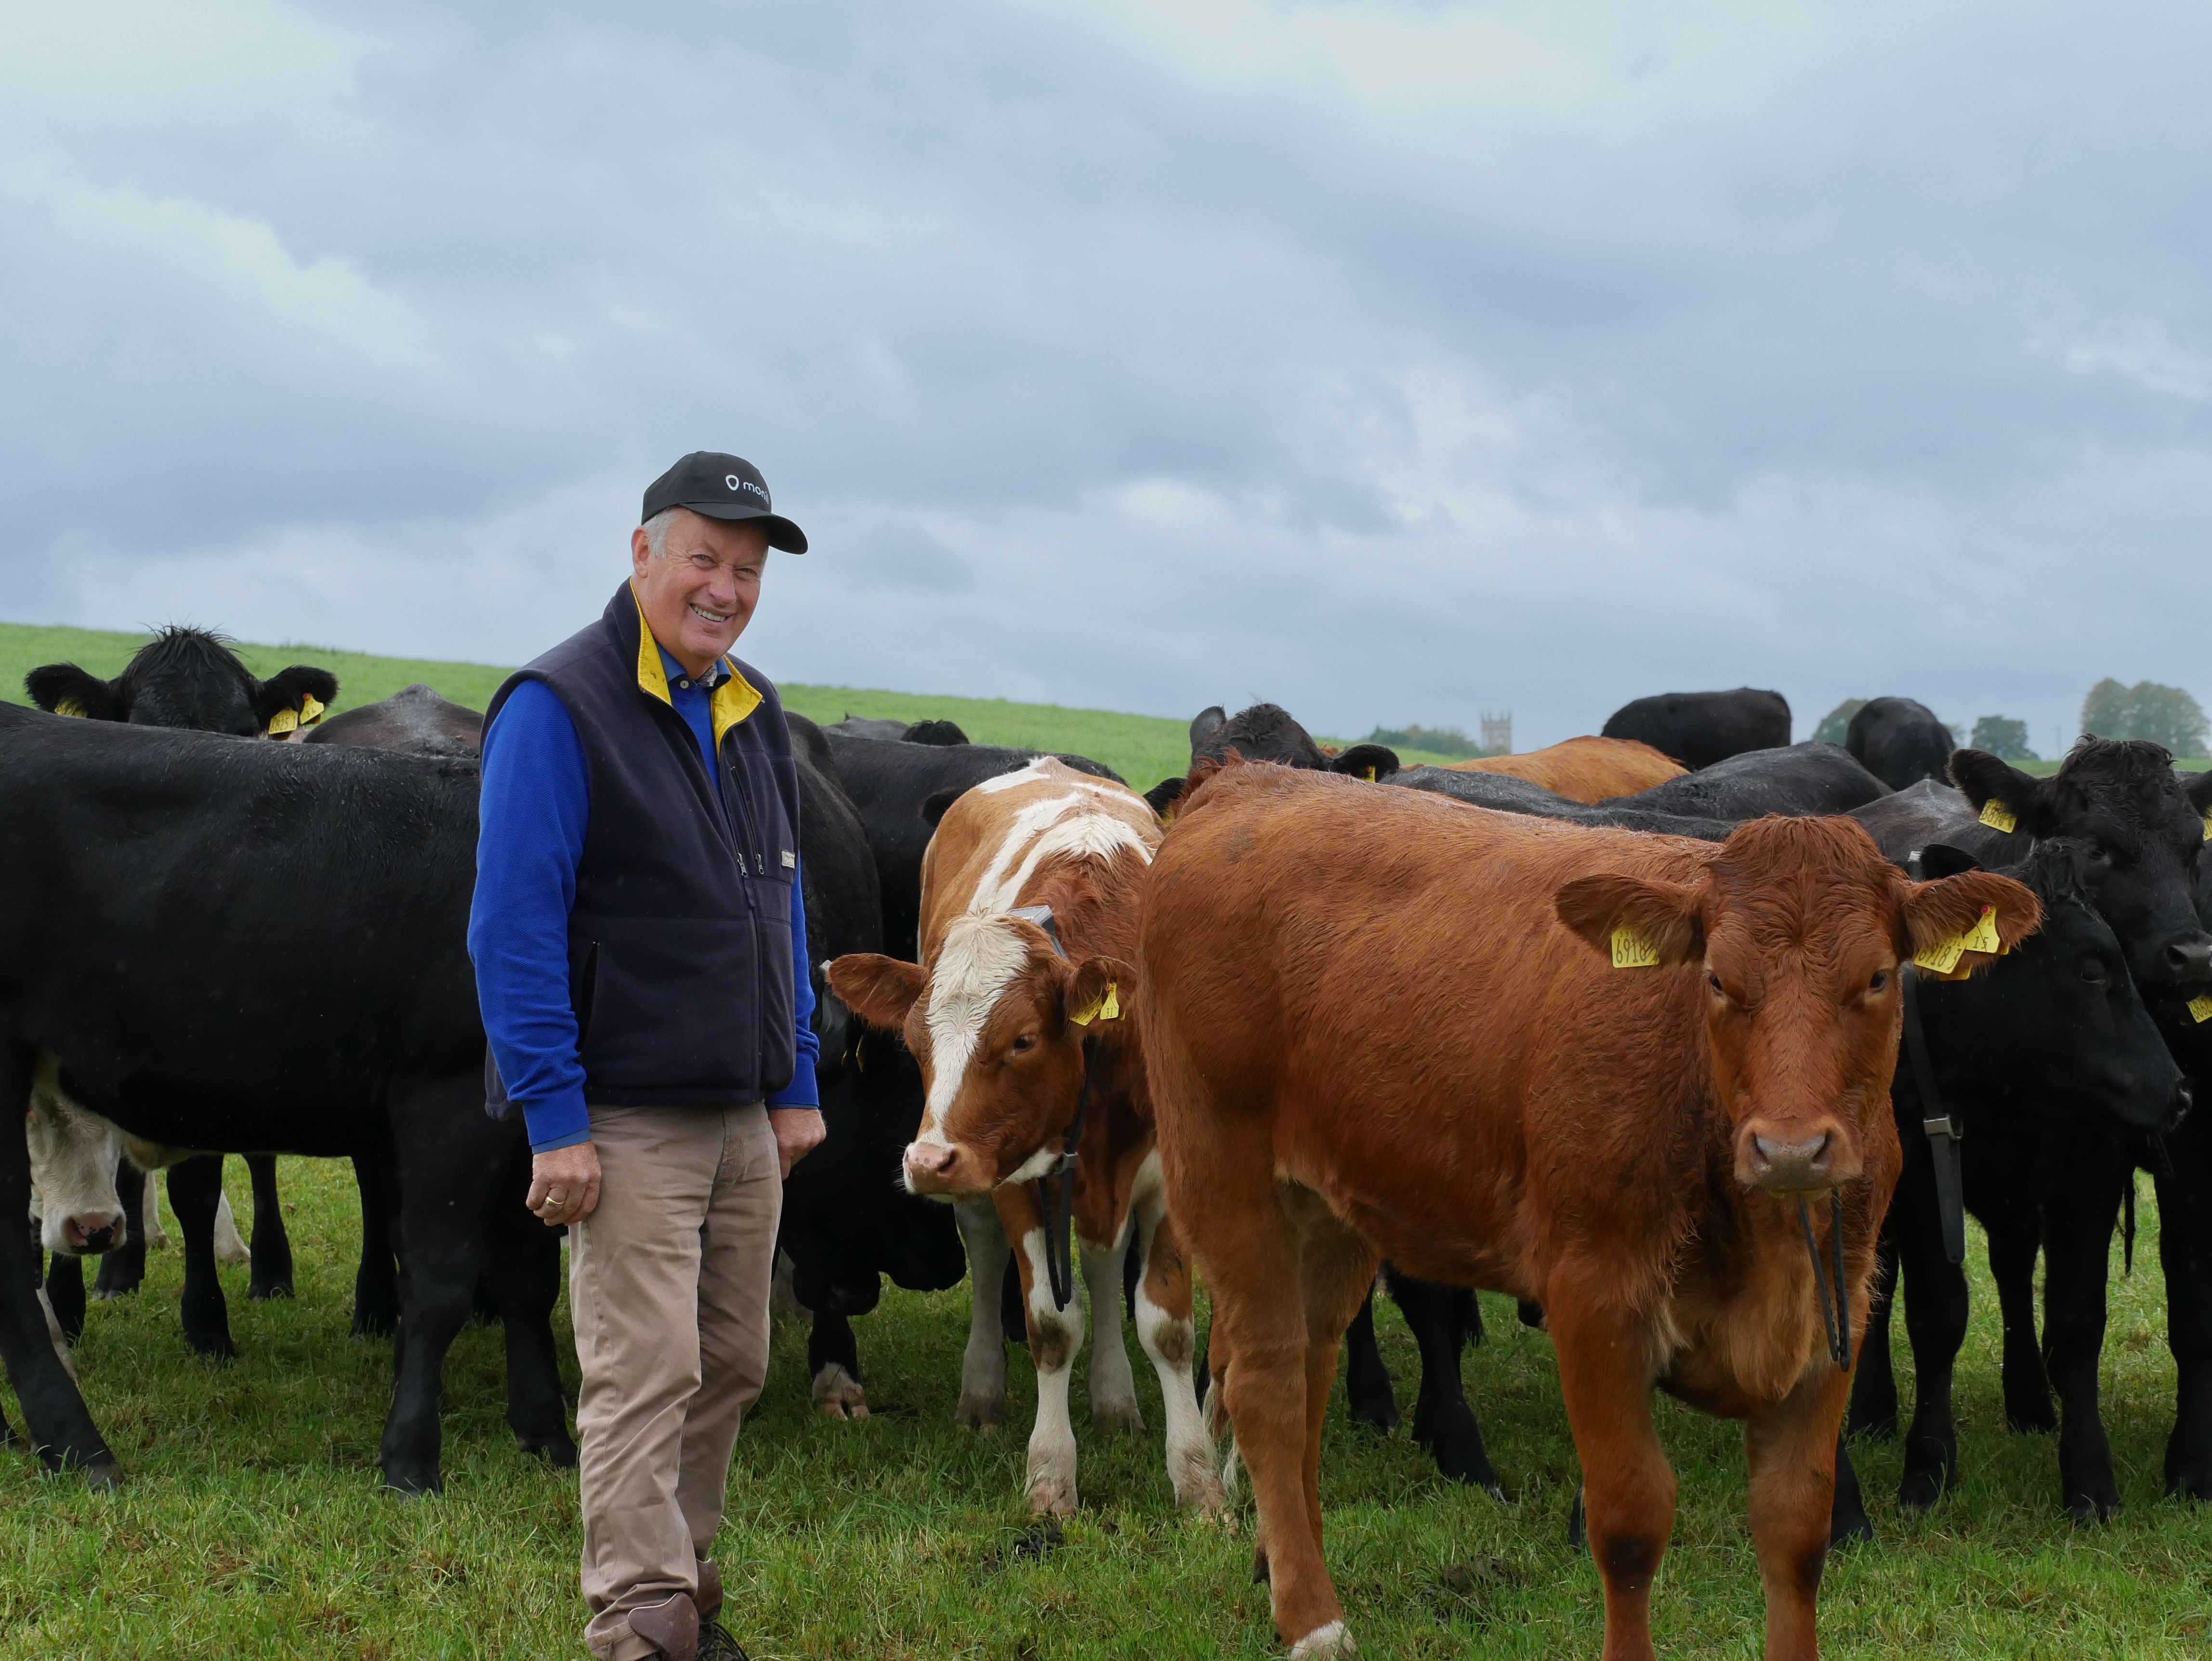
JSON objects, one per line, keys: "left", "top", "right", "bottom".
{"left": 1189, "top": 706, "right": 1227, "bottom": 749}
{"left": 1898, "top": 868, "right": 2041, "bottom": 976}
{"left": 1554, "top": 872, "right": 1705, "bottom": 966}
{"left": 1915, "top": 843, "right": 1982, "bottom": 880}
{"left": 2183, "top": 767, "right": 2212, "bottom": 821}
{"left": 254, "top": 665, "right": 339, "bottom": 735}
{"left": 826, "top": 954, "right": 927, "bottom": 1033}
{"left": 1948, "top": 748, "right": 2049, "bottom": 834}
{"left": 1144, "top": 777, "right": 1187, "bottom": 818}
{"left": 1061, "top": 956, "right": 1134, "bottom": 1030}
{"left": 922, "top": 785, "right": 965, "bottom": 828}
{"left": 1330, "top": 743, "right": 1399, "bottom": 782}
{"left": 25, "top": 663, "right": 122, "bottom": 721}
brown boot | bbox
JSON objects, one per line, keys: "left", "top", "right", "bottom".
{"left": 628, "top": 1592, "right": 699, "bottom": 1661}
{"left": 695, "top": 1558, "right": 723, "bottom": 1625}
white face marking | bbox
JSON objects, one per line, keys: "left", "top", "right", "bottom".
{"left": 921, "top": 914, "right": 1033, "bottom": 1135}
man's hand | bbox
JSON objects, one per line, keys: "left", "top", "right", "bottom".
{"left": 529, "top": 1141, "right": 602, "bottom": 1228}
{"left": 769, "top": 1108, "right": 826, "bottom": 1180}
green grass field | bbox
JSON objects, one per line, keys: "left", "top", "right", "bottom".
{"left": 2, "top": 1161, "right": 2207, "bottom": 1659}
{"left": 4, "top": 617, "right": 2211, "bottom": 1656}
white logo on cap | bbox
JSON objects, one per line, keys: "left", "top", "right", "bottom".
{"left": 726, "top": 474, "right": 768, "bottom": 501}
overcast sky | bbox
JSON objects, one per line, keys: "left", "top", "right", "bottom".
{"left": 5, "top": 0, "right": 2208, "bottom": 750}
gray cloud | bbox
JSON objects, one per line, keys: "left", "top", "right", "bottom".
{"left": 5, "top": 0, "right": 2211, "bottom": 752}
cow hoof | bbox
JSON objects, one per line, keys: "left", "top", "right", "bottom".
{"left": 519, "top": 1433, "right": 578, "bottom": 1469}
{"left": 1829, "top": 1506, "right": 1875, "bottom": 1548}
{"left": 351, "top": 1309, "right": 399, "bottom": 1340}
{"left": 1025, "top": 1475, "right": 1078, "bottom": 1516}
{"left": 381, "top": 1464, "right": 443, "bottom": 1497}
{"left": 1288, "top": 1619, "right": 1356, "bottom": 1658}
{"left": 956, "top": 1395, "right": 1007, "bottom": 1430}
{"left": 1897, "top": 1466, "right": 1948, "bottom": 1515}
{"left": 248, "top": 1283, "right": 294, "bottom": 1303}
{"left": 1091, "top": 1397, "right": 1144, "bottom": 1434}
{"left": 82, "top": 1459, "right": 124, "bottom": 1492}
{"left": 2166, "top": 1462, "right": 2212, "bottom": 1503}
{"left": 2064, "top": 1490, "right": 2121, "bottom": 1523}
{"left": 2006, "top": 1394, "right": 2058, "bottom": 1435}
{"left": 812, "top": 1362, "right": 870, "bottom": 1421}
{"left": 185, "top": 1335, "right": 237, "bottom": 1363}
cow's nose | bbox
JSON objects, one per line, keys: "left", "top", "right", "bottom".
{"left": 2171, "top": 1080, "right": 2195, "bottom": 1132}
{"left": 1749, "top": 1133, "right": 1833, "bottom": 1195}
{"left": 2165, "top": 937, "right": 2212, "bottom": 982}
{"left": 903, "top": 1143, "right": 961, "bottom": 1193}
{"left": 65, "top": 1213, "right": 122, "bottom": 1254}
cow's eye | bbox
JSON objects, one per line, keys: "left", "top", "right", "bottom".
{"left": 2088, "top": 844, "right": 2113, "bottom": 866}
{"left": 2080, "top": 960, "right": 2110, "bottom": 986}
{"left": 1868, "top": 970, "right": 1888, "bottom": 992}
{"left": 1707, "top": 973, "right": 1725, "bottom": 995}
{"left": 1009, "top": 1034, "right": 1036, "bottom": 1054}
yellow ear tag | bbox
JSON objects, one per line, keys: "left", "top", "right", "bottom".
{"left": 1069, "top": 982, "right": 1121, "bottom": 1026}
{"left": 53, "top": 698, "right": 86, "bottom": 718}
{"left": 265, "top": 707, "right": 300, "bottom": 737}
{"left": 2200, "top": 812, "right": 2211, "bottom": 843}
{"left": 2190, "top": 994, "right": 2212, "bottom": 1025}
{"left": 1363, "top": 766, "right": 1377, "bottom": 782}
{"left": 1979, "top": 800, "right": 2017, "bottom": 832}
{"left": 1609, "top": 926, "right": 1660, "bottom": 969}
{"left": 1959, "top": 906, "right": 2001, "bottom": 955}
{"left": 298, "top": 693, "right": 325, "bottom": 726}
{"left": 1913, "top": 931, "right": 1969, "bottom": 977}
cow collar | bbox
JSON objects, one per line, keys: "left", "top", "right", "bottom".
{"left": 627, "top": 584, "right": 762, "bottom": 746}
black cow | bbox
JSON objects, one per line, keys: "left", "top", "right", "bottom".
{"left": 1846, "top": 696, "right": 1955, "bottom": 790}
{"left": 825, "top": 715, "right": 972, "bottom": 746}
{"left": 1388, "top": 765, "right": 1737, "bottom": 839}
{"left": 27, "top": 630, "right": 343, "bottom": 1345}
{"left": 1850, "top": 743, "right": 2212, "bottom": 1517}
{"left": 777, "top": 716, "right": 966, "bottom": 1416}
{"left": 0, "top": 708, "right": 565, "bottom": 1492}
{"left": 1831, "top": 839, "right": 2187, "bottom": 1533}
{"left": 1599, "top": 740, "right": 1889, "bottom": 818}
{"left": 28, "top": 625, "right": 336, "bottom": 738}
{"left": 306, "top": 683, "right": 484, "bottom": 757}
{"left": 1146, "top": 704, "right": 1398, "bottom": 816}
{"left": 1600, "top": 686, "right": 1791, "bottom": 770}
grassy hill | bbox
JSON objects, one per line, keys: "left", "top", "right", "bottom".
{"left": 0, "top": 622, "right": 1468, "bottom": 786}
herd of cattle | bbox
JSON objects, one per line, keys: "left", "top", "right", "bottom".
{"left": 7, "top": 643, "right": 2211, "bottom": 1657}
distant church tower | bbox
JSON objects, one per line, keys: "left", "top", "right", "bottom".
{"left": 1480, "top": 710, "right": 1513, "bottom": 755}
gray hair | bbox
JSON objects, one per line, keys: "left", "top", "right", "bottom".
{"left": 642, "top": 507, "right": 685, "bottom": 557}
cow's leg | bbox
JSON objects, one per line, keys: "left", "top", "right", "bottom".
{"left": 998, "top": 1185, "right": 1087, "bottom": 1516}
{"left": 350, "top": 1150, "right": 401, "bottom": 1338}
{"left": 243, "top": 1154, "right": 293, "bottom": 1301}
{"left": 1131, "top": 1182, "right": 1220, "bottom": 1511}
{"left": 1341, "top": 1285, "right": 1399, "bottom": 1432}
{"left": 808, "top": 1305, "right": 870, "bottom": 1420}
{"left": 1845, "top": 1222, "right": 1900, "bottom": 1439}
{"left": 1745, "top": 1365, "right": 1851, "bottom": 1661}
{"left": 1550, "top": 1291, "right": 1672, "bottom": 1661}
{"left": 1828, "top": 1432, "right": 1873, "bottom": 1547}
{"left": 953, "top": 1197, "right": 1011, "bottom": 1428}
{"left": 2041, "top": 1155, "right": 2127, "bottom": 1520}
{"left": 481, "top": 1141, "right": 574, "bottom": 1468}
{"left": 1081, "top": 1216, "right": 1143, "bottom": 1433}
{"left": 166, "top": 1156, "right": 235, "bottom": 1359}
{"left": 1892, "top": 1155, "right": 1968, "bottom": 1513}
{"left": 1390, "top": 1271, "right": 1500, "bottom": 1494}
{"left": 2155, "top": 1124, "right": 2212, "bottom": 1499}
{"left": 93, "top": 1156, "right": 146, "bottom": 1300}
{"left": 380, "top": 1081, "right": 496, "bottom": 1495}
{"left": 43, "top": 1252, "right": 85, "bottom": 1344}
{"left": 0, "top": 1044, "right": 114, "bottom": 1479}
{"left": 1985, "top": 1207, "right": 2055, "bottom": 1433}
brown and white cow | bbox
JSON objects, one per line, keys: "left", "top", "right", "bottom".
{"left": 1137, "top": 760, "right": 2039, "bottom": 1661}
{"left": 828, "top": 757, "right": 1219, "bottom": 1517}
{"left": 1444, "top": 734, "right": 1686, "bottom": 801}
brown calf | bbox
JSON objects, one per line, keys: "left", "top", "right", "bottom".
{"left": 1137, "top": 762, "right": 2037, "bottom": 1660}
{"left": 828, "top": 758, "right": 1219, "bottom": 1516}
{"left": 1445, "top": 733, "right": 1686, "bottom": 801}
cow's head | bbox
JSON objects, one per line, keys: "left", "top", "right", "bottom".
{"left": 828, "top": 914, "right": 1135, "bottom": 1199}
{"left": 26, "top": 1065, "right": 125, "bottom": 1256}
{"left": 1187, "top": 703, "right": 1399, "bottom": 782}
{"left": 1920, "top": 841, "right": 2188, "bottom": 1134}
{"left": 1951, "top": 740, "right": 2212, "bottom": 989}
{"left": 27, "top": 627, "right": 338, "bottom": 739}
{"left": 1555, "top": 815, "right": 2039, "bottom": 1199}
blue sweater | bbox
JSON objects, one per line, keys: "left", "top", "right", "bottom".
{"left": 470, "top": 648, "right": 819, "bottom": 1153}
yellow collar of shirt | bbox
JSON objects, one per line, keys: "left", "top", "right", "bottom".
{"left": 630, "top": 585, "right": 762, "bottom": 747}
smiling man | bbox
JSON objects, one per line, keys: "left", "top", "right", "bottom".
{"left": 469, "top": 453, "right": 826, "bottom": 1661}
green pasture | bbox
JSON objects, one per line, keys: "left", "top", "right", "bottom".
{"left": 1, "top": 1158, "right": 2207, "bottom": 1658}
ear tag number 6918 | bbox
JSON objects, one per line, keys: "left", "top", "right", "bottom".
{"left": 1610, "top": 926, "right": 1659, "bottom": 969}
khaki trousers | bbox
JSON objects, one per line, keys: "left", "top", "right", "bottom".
{"left": 572, "top": 1103, "right": 781, "bottom": 1661}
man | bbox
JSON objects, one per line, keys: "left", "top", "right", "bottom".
{"left": 470, "top": 452, "right": 827, "bottom": 1661}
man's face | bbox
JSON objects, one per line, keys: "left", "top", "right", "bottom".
{"left": 629, "top": 509, "right": 770, "bottom": 673}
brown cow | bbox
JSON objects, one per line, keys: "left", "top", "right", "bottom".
{"left": 828, "top": 757, "right": 1219, "bottom": 1516}
{"left": 1137, "top": 762, "right": 2038, "bottom": 1660}
{"left": 1445, "top": 734, "right": 1685, "bottom": 801}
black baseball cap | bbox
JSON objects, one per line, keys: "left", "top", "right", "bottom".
{"left": 641, "top": 452, "right": 808, "bottom": 553}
